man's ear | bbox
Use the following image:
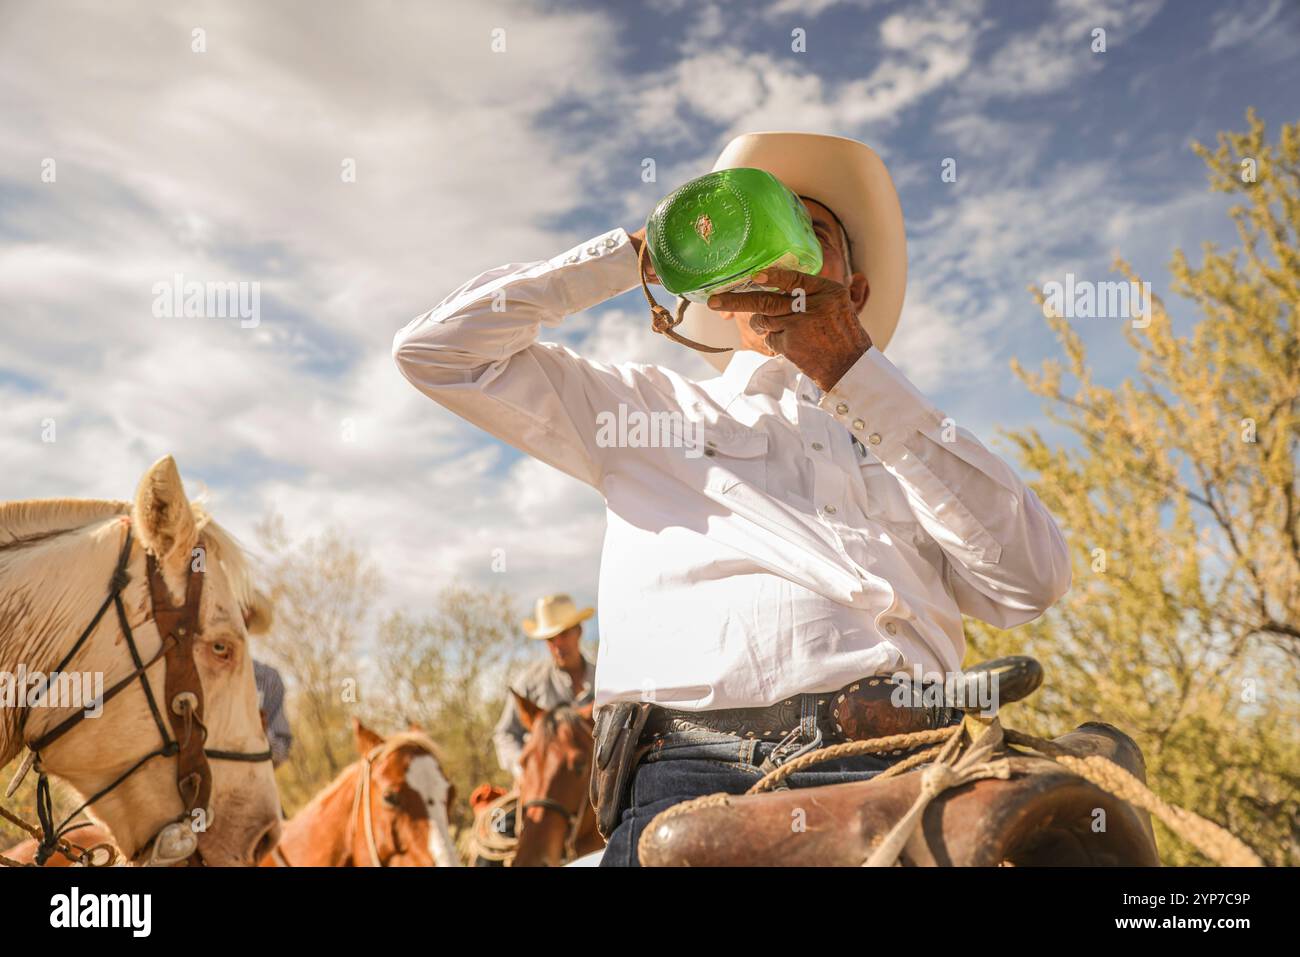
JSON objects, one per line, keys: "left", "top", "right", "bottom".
{"left": 132, "top": 455, "right": 198, "bottom": 598}
{"left": 353, "top": 717, "right": 384, "bottom": 756}
{"left": 512, "top": 691, "right": 543, "bottom": 732}
{"left": 849, "top": 272, "right": 870, "bottom": 313}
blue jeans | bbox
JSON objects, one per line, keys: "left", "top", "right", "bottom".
{"left": 600, "top": 728, "right": 896, "bottom": 867}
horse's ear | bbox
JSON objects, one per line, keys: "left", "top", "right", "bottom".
{"left": 243, "top": 588, "right": 274, "bottom": 635}
{"left": 575, "top": 701, "right": 595, "bottom": 722}
{"left": 353, "top": 717, "right": 383, "bottom": 756}
{"left": 512, "top": 691, "right": 543, "bottom": 731}
{"left": 132, "top": 455, "right": 198, "bottom": 594}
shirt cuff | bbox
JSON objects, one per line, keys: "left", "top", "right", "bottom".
{"left": 546, "top": 227, "right": 643, "bottom": 315}
{"left": 816, "top": 347, "right": 942, "bottom": 461}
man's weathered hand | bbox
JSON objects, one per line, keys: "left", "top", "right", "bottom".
{"left": 708, "top": 267, "right": 871, "bottom": 391}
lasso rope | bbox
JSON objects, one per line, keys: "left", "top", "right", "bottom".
{"left": 642, "top": 717, "right": 1264, "bottom": 867}
{"left": 1001, "top": 728, "right": 1263, "bottom": 869}
{"left": 468, "top": 789, "right": 519, "bottom": 865}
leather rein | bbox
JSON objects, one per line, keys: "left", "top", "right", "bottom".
{"left": 1, "top": 522, "right": 273, "bottom": 867}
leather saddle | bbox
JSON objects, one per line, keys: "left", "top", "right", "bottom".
{"left": 639, "top": 657, "right": 1161, "bottom": 867}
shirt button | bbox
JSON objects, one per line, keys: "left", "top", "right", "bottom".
{"left": 884, "top": 621, "right": 897, "bottom": 635}
{"left": 811, "top": 442, "right": 823, "bottom": 452}
{"left": 586, "top": 246, "right": 598, "bottom": 255}
{"left": 824, "top": 504, "right": 837, "bottom": 515}
{"left": 852, "top": 418, "right": 865, "bottom": 430}
{"left": 564, "top": 255, "right": 578, "bottom": 264}
{"left": 604, "top": 237, "right": 618, "bottom": 249}
{"left": 802, "top": 393, "right": 812, "bottom": 402}
{"left": 835, "top": 402, "right": 849, "bottom": 415}
{"left": 868, "top": 433, "right": 882, "bottom": 445}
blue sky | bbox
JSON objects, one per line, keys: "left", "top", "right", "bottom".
{"left": 1, "top": 0, "right": 1297, "bottom": 651}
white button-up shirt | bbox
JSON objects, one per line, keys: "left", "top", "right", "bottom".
{"left": 393, "top": 228, "right": 1071, "bottom": 711}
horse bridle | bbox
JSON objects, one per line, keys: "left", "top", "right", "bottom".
{"left": 347, "top": 746, "right": 389, "bottom": 867}
{"left": 2, "top": 522, "right": 273, "bottom": 867}
{"left": 272, "top": 741, "right": 428, "bottom": 868}
{"left": 520, "top": 793, "right": 591, "bottom": 864}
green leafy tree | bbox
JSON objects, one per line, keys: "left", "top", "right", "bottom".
{"left": 968, "top": 110, "right": 1300, "bottom": 866}
{"left": 372, "top": 585, "right": 527, "bottom": 832}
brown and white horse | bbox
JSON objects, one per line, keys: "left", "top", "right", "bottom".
{"left": 511, "top": 696, "right": 603, "bottom": 867}
{"left": 262, "top": 719, "right": 459, "bottom": 867}
{"left": 0, "top": 456, "right": 281, "bottom": 866}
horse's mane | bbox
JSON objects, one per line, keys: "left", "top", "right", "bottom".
{"left": 0, "top": 497, "right": 259, "bottom": 617}
{"left": 0, "top": 499, "right": 129, "bottom": 548}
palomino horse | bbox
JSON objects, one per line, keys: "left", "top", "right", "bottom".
{"left": 263, "top": 718, "right": 459, "bottom": 867}
{"left": 3, "top": 720, "right": 461, "bottom": 867}
{"left": 0, "top": 456, "right": 281, "bottom": 866}
{"left": 511, "top": 695, "right": 603, "bottom": 867}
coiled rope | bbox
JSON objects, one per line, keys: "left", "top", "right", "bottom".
{"left": 467, "top": 789, "right": 519, "bottom": 865}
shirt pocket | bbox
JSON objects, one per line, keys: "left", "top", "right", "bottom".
{"left": 692, "top": 428, "right": 769, "bottom": 495}
{"left": 859, "top": 459, "right": 916, "bottom": 528}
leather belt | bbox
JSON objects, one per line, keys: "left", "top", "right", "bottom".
{"left": 642, "top": 674, "right": 962, "bottom": 746}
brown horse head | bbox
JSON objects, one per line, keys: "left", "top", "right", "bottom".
{"left": 512, "top": 695, "right": 602, "bottom": 867}
{"left": 349, "top": 719, "right": 459, "bottom": 867}
{"left": 265, "top": 719, "right": 459, "bottom": 867}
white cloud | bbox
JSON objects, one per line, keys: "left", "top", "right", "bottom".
{"left": 0, "top": 0, "right": 626, "bottom": 616}
{"left": 962, "top": 0, "right": 1164, "bottom": 100}
{"left": 1208, "top": 0, "right": 1293, "bottom": 61}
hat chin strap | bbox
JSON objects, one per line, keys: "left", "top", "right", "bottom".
{"left": 637, "top": 240, "right": 732, "bottom": 356}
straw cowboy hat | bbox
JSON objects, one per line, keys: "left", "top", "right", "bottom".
{"left": 674, "top": 131, "right": 908, "bottom": 372}
{"left": 522, "top": 593, "right": 594, "bottom": 640}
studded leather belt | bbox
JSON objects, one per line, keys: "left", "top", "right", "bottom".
{"left": 641, "top": 674, "right": 962, "bottom": 746}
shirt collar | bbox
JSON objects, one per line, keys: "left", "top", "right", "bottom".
{"left": 716, "top": 349, "right": 794, "bottom": 401}
{"left": 711, "top": 348, "right": 819, "bottom": 407}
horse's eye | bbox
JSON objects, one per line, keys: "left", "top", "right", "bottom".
{"left": 383, "top": 791, "right": 401, "bottom": 808}
{"left": 211, "top": 641, "right": 232, "bottom": 660}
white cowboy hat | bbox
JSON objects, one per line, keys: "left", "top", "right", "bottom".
{"left": 674, "top": 131, "right": 908, "bottom": 372}
{"left": 522, "top": 593, "right": 594, "bottom": 640}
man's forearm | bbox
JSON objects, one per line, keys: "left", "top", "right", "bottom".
{"left": 824, "top": 348, "right": 1071, "bottom": 621}
{"left": 391, "top": 228, "right": 645, "bottom": 489}
{"left": 392, "top": 227, "right": 640, "bottom": 383}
